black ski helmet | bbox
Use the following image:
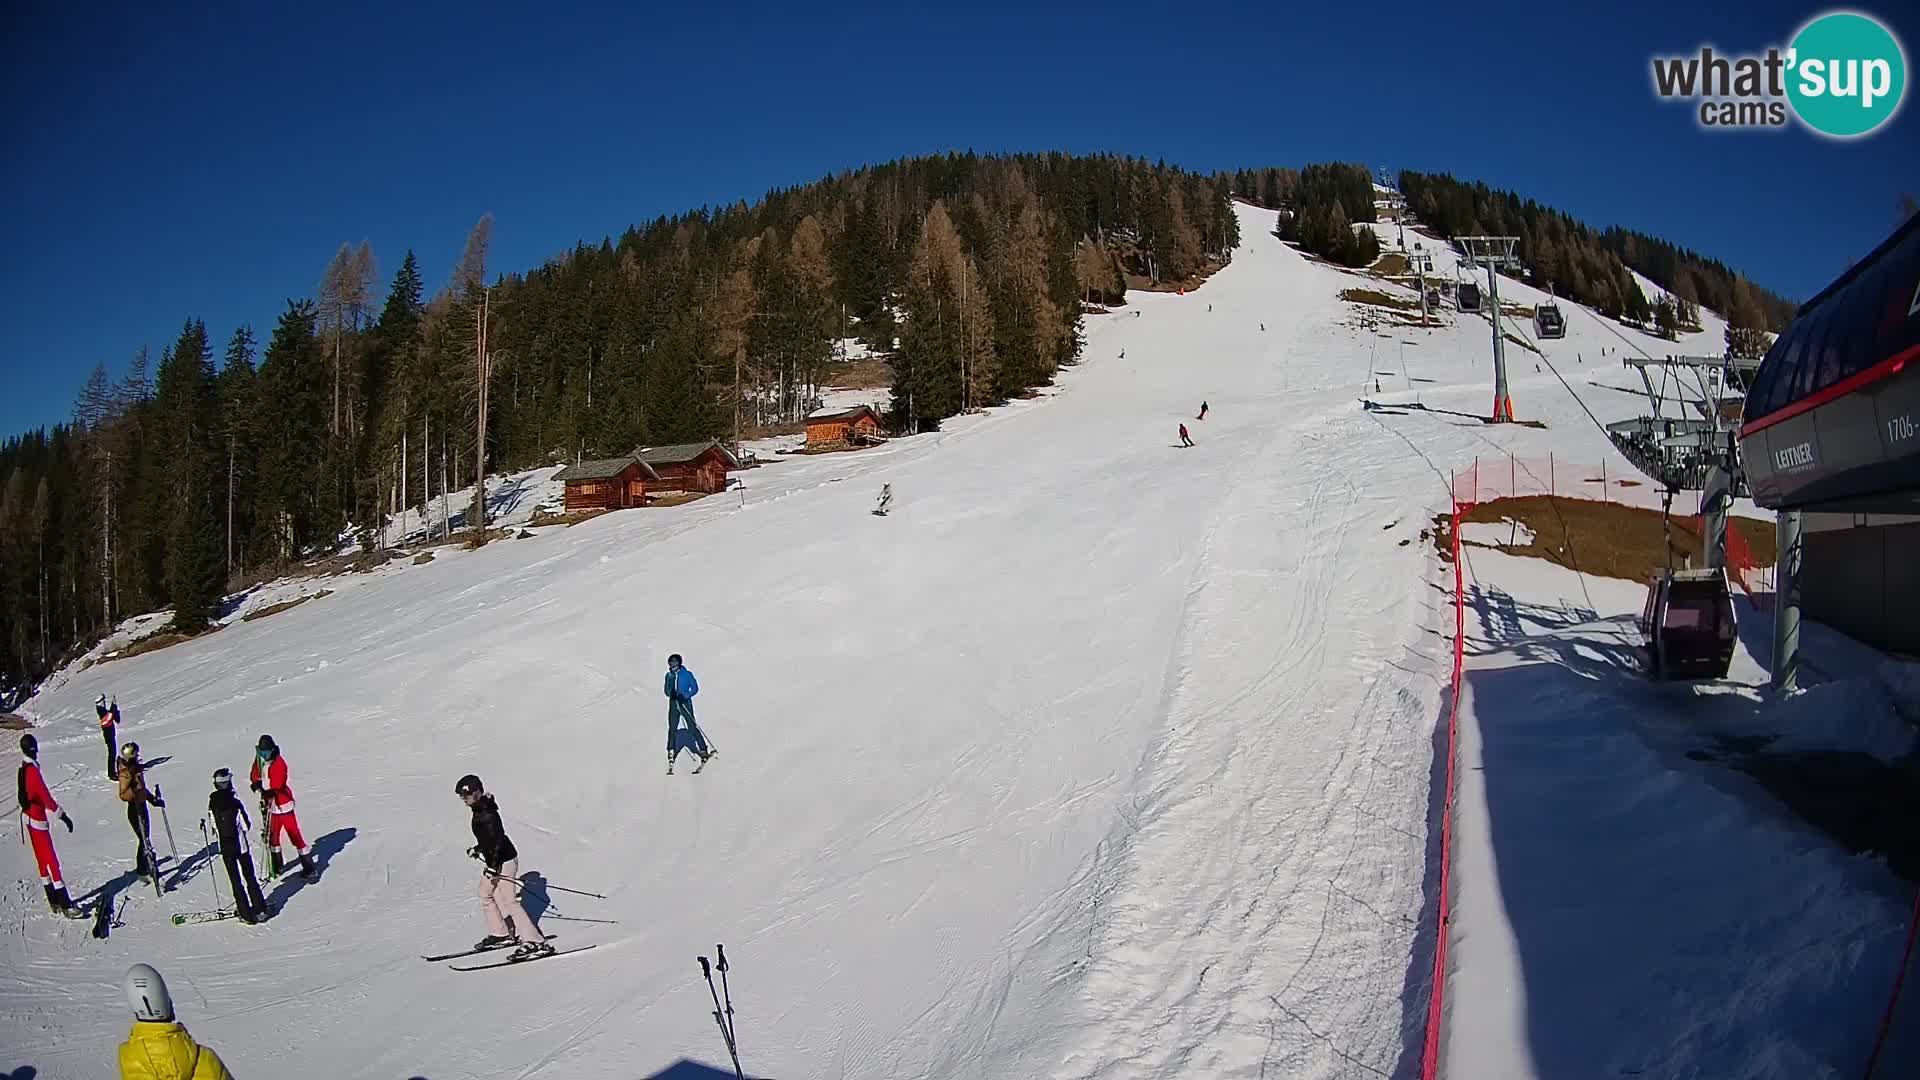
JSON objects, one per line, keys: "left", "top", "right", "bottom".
{"left": 454, "top": 773, "right": 483, "bottom": 798}
{"left": 212, "top": 767, "right": 233, "bottom": 790}
{"left": 256, "top": 734, "right": 277, "bottom": 758}
{"left": 668, "top": 653, "right": 683, "bottom": 667}
{"left": 121, "top": 741, "right": 139, "bottom": 761}
{"left": 19, "top": 733, "right": 37, "bottom": 758}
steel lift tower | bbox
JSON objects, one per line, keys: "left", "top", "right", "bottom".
{"left": 1456, "top": 236, "right": 1522, "bottom": 422}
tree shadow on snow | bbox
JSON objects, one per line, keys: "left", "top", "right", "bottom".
{"left": 267, "top": 826, "right": 356, "bottom": 909}
{"left": 4, "top": 1065, "right": 37, "bottom": 1078}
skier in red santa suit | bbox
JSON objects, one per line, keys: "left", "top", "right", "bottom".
{"left": 18, "top": 734, "right": 80, "bottom": 915}
{"left": 249, "top": 734, "right": 315, "bottom": 879}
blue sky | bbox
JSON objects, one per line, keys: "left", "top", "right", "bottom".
{"left": 2, "top": 0, "right": 1914, "bottom": 438}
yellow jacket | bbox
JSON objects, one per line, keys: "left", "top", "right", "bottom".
{"left": 117, "top": 1021, "right": 234, "bottom": 1080}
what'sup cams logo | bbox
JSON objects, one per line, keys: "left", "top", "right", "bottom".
{"left": 1651, "top": 10, "right": 1907, "bottom": 137}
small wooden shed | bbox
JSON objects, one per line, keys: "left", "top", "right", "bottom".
{"left": 552, "top": 455, "right": 658, "bottom": 511}
{"left": 636, "top": 441, "right": 741, "bottom": 495}
{"left": 805, "top": 405, "right": 884, "bottom": 450}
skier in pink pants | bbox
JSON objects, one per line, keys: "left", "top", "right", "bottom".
{"left": 456, "top": 773, "right": 552, "bottom": 961}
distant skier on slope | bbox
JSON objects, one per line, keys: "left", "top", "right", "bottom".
{"left": 18, "top": 734, "right": 81, "bottom": 916}
{"left": 249, "top": 735, "right": 314, "bottom": 879}
{"left": 97, "top": 693, "right": 121, "bottom": 779}
{"left": 455, "top": 773, "right": 552, "bottom": 961}
{"left": 208, "top": 768, "right": 270, "bottom": 923}
{"left": 1178, "top": 423, "right": 1194, "bottom": 448}
{"left": 665, "top": 653, "right": 714, "bottom": 774}
{"left": 117, "top": 963, "right": 235, "bottom": 1080}
{"left": 117, "top": 742, "right": 164, "bottom": 883}
{"left": 873, "top": 483, "right": 893, "bottom": 517}
{"left": 1197, "top": 400, "right": 1209, "bottom": 421}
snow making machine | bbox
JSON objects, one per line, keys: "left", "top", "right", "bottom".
{"left": 1639, "top": 567, "right": 1738, "bottom": 680}
{"left": 1534, "top": 300, "right": 1566, "bottom": 339}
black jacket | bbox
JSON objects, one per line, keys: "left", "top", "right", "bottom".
{"left": 469, "top": 794, "right": 517, "bottom": 870}
{"left": 208, "top": 788, "right": 252, "bottom": 850}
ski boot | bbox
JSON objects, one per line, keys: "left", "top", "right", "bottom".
{"left": 510, "top": 940, "right": 556, "bottom": 962}
{"left": 474, "top": 933, "right": 515, "bottom": 952}
{"left": 667, "top": 750, "right": 678, "bottom": 776}
{"left": 300, "top": 852, "right": 316, "bottom": 879}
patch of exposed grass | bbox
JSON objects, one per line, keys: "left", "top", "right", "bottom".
{"left": 649, "top": 491, "right": 709, "bottom": 508}
{"left": 1340, "top": 287, "right": 1418, "bottom": 312}
{"left": 529, "top": 507, "right": 610, "bottom": 528}
{"left": 1371, "top": 252, "right": 1409, "bottom": 277}
{"left": 826, "top": 354, "right": 893, "bottom": 390}
{"left": 1432, "top": 495, "right": 1777, "bottom": 583}
{"left": 0, "top": 714, "right": 28, "bottom": 730}
{"left": 110, "top": 625, "right": 226, "bottom": 663}
{"left": 241, "top": 590, "right": 332, "bottom": 623}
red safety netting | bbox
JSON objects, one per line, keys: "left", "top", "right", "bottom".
{"left": 1420, "top": 497, "right": 1467, "bottom": 1079}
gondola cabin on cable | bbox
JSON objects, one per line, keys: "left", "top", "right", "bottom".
{"left": 552, "top": 455, "right": 657, "bottom": 511}
{"left": 805, "top": 404, "right": 885, "bottom": 451}
{"left": 636, "top": 440, "right": 741, "bottom": 495}
{"left": 1534, "top": 301, "right": 1567, "bottom": 339}
{"left": 1456, "top": 281, "right": 1483, "bottom": 313}
{"left": 1639, "top": 567, "right": 1739, "bottom": 680}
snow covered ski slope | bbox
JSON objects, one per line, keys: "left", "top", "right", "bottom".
{"left": 1, "top": 202, "right": 1820, "bottom": 1078}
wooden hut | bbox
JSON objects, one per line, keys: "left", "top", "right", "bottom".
{"left": 636, "top": 441, "right": 741, "bottom": 494}
{"left": 805, "top": 405, "right": 884, "bottom": 451}
{"left": 552, "top": 455, "right": 657, "bottom": 511}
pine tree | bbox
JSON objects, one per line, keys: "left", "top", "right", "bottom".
{"left": 218, "top": 326, "right": 260, "bottom": 577}
{"left": 152, "top": 320, "right": 223, "bottom": 633}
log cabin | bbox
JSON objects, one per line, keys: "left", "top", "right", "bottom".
{"left": 636, "top": 441, "right": 741, "bottom": 494}
{"left": 552, "top": 455, "right": 658, "bottom": 511}
{"left": 804, "top": 405, "right": 884, "bottom": 451}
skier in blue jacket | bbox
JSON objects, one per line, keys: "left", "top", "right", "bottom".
{"left": 664, "top": 653, "right": 715, "bottom": 774}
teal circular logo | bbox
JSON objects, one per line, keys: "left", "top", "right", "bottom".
{"left": 1787, "top": 11, "right": 1907, "bottom": 137}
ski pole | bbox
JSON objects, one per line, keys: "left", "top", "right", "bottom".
{"left": 484, "top": 868, "right": 606, "bottom": 899}
{"left": 153, "top": 786, "right": 180, "bottom": 861}
{"left": 717, "top": 943, "right": 740, "bottom": 1053}
{"left": 699, "top": 956, "right": 744, "bottom": 1079}
{"left": 201, "top": 817, "right": 225, "bottom": 912}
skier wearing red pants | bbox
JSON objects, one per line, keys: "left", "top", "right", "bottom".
{"left": 249, "top": 735, "right": 314, "bottom": 879}
{"left": 17, "top": 734, "right": 80, "bottom": 916}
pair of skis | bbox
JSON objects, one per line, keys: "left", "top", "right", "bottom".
{"left": 421, "top": 935, "right": 597, "bottom": 971}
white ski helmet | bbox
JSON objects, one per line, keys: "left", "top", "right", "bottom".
{"left": 96, "top": 693, "right": 108, "bottom": 709}
{"left": 124, "top": 963, "right": 174, "bottom": 1023}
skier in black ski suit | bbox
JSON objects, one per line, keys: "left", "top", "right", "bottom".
{"left": 208, "top": 768, "right": 270, "bottom": 923}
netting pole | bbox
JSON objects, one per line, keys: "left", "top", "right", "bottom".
{"left": 1549, "top": 452, "right": 1555, "bottom": 498}
{"left": 1602, "top": 459, "right": 1608, "bottom": 502}
{"left": 1510, "top": 453, "right": 1516, "bottom": 499}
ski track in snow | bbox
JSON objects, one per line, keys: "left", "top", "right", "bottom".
{"left": 1, "top": 203, "right": 1868, "bottom": 1079}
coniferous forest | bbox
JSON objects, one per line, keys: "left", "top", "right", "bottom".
{"left": 0, "top": 151, "right": 1804, "bottom": 698}
{"left": 0, "top": 153, "right": 1238, "bottom": 695}
{"left": 1393, "top": 171, "right": 1797, "bottom": 347}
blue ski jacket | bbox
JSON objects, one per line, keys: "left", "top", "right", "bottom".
{"left": 664, "top": 667, "right": 699, "bottom": 702}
